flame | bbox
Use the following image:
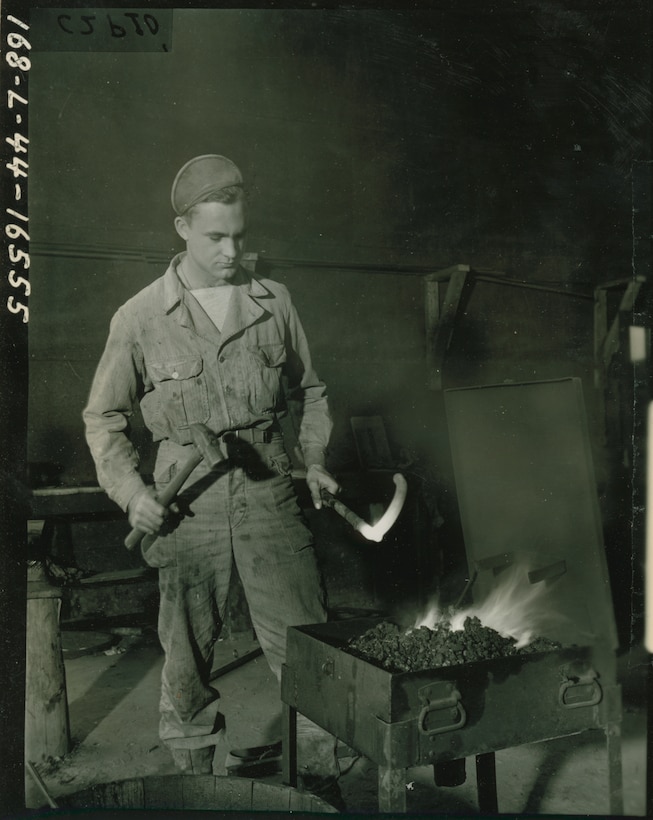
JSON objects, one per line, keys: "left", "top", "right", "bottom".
{"left": 413, "top": 565, "right": 553, "bottom": 648}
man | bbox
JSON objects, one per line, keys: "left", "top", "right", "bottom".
{"left": 83, "top": 154, "right": 342, "bottom": 804}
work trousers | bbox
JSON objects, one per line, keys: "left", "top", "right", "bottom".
{"left": 142, "top": 434, "right": 336, "bottom": 775}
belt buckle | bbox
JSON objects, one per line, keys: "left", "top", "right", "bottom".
{"left": 222, "top": 427, "right": 272, "bottom": 444}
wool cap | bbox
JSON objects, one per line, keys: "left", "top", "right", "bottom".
{"left": 171, "top": 154, "right": 243, "bottom": 215}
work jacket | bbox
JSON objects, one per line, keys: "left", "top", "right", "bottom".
{"left": 83, "top": 254, "right": 332, "bottom": 511}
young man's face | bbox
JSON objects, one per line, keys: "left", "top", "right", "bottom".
{"left": 175, "top": 200, "right": 247, "bottom": 287}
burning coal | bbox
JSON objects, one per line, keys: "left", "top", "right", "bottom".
{"left": 347, "top": 566, "right": 563, "bottom": 673}
{"left": 347, "top": 616, "right": 561, "bottom": 673}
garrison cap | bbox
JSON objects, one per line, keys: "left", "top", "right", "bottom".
{"left": 171, "top": 154, "right": 243, "bottom": 215}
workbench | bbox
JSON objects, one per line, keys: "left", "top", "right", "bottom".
{"left": 29, "top": 485, "right": 159, "bottom": 625}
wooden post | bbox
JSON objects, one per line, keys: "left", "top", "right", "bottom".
{"left": 594, "top": 277, "right": 646, "bottom": 451}
{"left": 424, "top": 265, "right": 470, "bottom": 390}
{"left": 25, "top": 581, "right": 71, "bottom": 765}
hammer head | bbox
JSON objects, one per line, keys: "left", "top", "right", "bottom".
{"left": 189, "top": 423, "right": 224, "bottom": 468}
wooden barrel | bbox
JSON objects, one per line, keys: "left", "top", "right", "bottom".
{"left": 25, "top": 581, "right": 71, "bottom": 763}
{"left": 60, "top": 775, "right": 339, "bottom": 813}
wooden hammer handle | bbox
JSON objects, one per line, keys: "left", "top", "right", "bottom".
{"left": 124, "top": 450, "right": 203, "bottom": 551}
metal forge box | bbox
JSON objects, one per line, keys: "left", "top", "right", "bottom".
{"left": 281, "top": 379, "right": 623, "bottom": 814}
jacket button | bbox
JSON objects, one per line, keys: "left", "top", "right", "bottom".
{"left": 171, "top": 371, "right": 179, "bottom": 379}
{"left": 219, "top": 356, "right": 225, "bottom": 363}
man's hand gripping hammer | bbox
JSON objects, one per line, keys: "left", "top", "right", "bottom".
{"left": 124, "top": 423, "right": 223, "bottom": 551}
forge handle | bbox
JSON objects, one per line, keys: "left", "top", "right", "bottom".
{"left": 418, "top": 686, "right": 467, "bottom": 736}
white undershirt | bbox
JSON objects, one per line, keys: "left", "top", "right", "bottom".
{"left": 191, "top": 286, "right": 234, "bottom": 331}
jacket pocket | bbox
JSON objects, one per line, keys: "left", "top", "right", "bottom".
{"left": 148, "top": 356, "right": 210, "bottom": 430}
{"left": 244, "top": 343, "right": 286, "bottom": 413}
{"left": 248, "top": 343, "right": 287, "bottom": 368}
{"left": 154, "top": 452, "right": 178, "bottom": 488}
{"left": 268, "top": 450, "right": 292, "bottom": 477}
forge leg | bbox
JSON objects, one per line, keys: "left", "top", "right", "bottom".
{"left": 282, "top": 703, "right": 297, "bottom": 788}
{"left": 605, "top": 722, "right": 623, "bottom": 816}
{"left": 378, "top": 764, "right": 407, "bottom": 813}
{"left": 475, "top": 752, "right": 498, "bottom": 814}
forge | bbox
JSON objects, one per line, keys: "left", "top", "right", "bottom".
{"left": 281, "top": 378, "right": 623, "bottom": 815}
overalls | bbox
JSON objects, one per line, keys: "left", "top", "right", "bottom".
{"left": 83, "top": 256, "right": 336, "bottom": 774}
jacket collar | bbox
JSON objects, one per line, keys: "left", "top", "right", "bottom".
{"left": 162, "top": 254, "right": 273, "bottom": 346}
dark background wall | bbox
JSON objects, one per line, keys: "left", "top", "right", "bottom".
{"left": 26, "top": 4, "right": 651, "bottom": 638}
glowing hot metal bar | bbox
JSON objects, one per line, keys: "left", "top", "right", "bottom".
{"left": 321, "top": 473, "right": 408, "bottom": 543}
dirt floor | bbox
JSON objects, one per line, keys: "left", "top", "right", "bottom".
{"left": 23, "top": 623, "right": 648, "bottom": 817}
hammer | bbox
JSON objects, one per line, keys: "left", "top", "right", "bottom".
{"left": 124, "top": 423, "right": 223, "bottom": 551}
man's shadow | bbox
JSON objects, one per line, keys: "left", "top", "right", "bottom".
{"left": 156, "top": 435, "right": 280, "bottom": 538}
